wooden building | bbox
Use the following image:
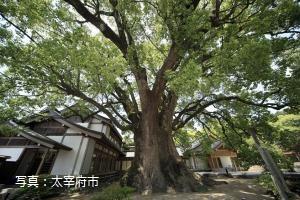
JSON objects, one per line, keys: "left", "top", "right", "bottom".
{"left": 0, "top": 110, "right": 124, "bottom": 184}
{"left": 185, "top": 141, "right": 239, "bottom": 172}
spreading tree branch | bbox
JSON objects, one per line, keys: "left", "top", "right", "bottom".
{"left": 49, "top": 66, "right": 132, "bottom": 131}
{"left": 173, "top": 94, "right": 293, "bottom": 130}
{"left": 64, "top": 0, "right": 128, "bottom": 55}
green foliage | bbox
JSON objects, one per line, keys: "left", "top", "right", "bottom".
{"left": 257, "top": 172, "right": 278, "bottom": 198}
{"left": 197, "top": 111, "right": 298, "bottom": 169}
{"left": 273, "top": 114, "right": 300, "bottom": 132}
{"left": 90, "top": 184, "right": 135, "bottom": 200}
{"left": 175, "top": 128, "right": 216, "bottom": 158}
{"left": 10, "top": 186, "right": 62, "bottom": 200}
{"left": 174, "top": 129, "right": 197, "bottom": 152}
{"left": 168, "top": 59, "right": 203, "bottom": 96}
{"left": 10, "top": 175, "right": 64, "bottom": 200}
{"left": 0, "top": 0, "right": 299, "bottom": 169}
{"left": 0, "top": 124, "right": 18, "bottom": 137}
{"left": 0, "top": 0, "right": 299, "bottom": 117}
{"left": 122, "top": 132, "right": 134, "bottom": 146}
{"left": 237, "top": 137, "right": 293, "bottom": 169}
{"left": 270, "top": 114, "right": 300, "bottom": 153}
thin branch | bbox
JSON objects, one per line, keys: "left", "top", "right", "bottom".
{"left": 173, "top": 94, "right": 294, "bottom": 130}
{"left": 0, "top": 13, "right": 36, "bottom": 43}
{"left": 109, "top": 105, "right": 132, "bottom": 124}
{"left": 140, "top": 25, "right": 167, "bottom": 57}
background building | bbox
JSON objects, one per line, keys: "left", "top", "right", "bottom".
{"left": 184, "top": 141, "right": 239, "bottom": 172}
{"left": 0, "top": 109, "right": 124, "bottom": 184}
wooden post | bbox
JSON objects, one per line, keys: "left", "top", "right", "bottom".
{"left": 232, "top": 157, "right": 237, "bottom": 171}
{"left": 210, "top": 156, "right": 215, "bottom": 170}
{"left": 213, "top": 157, "right": 217, "bottom": 170}
{"left": 35, "top": 149, "right": 49, "bottom": 175}
{"left": 192, "top": 156, "right": 196, "bottom": 169}
{"left": 249, "top": 128, "right": 295, "bottom": 200}
{"left": 216, "top": 157, "right": 220, "bottom": 169}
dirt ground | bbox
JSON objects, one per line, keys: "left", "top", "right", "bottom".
{"left": 49, "top": 178, "right": 274, "bottom": 200}
{"left": 132, "top": 178, "right": 274, "bottom": 200}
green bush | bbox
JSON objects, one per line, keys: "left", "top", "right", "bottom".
{"left": 257, "top": 172, "right": 278, "bottom": 198}
{"left": 0, "top": 124, "right": 18, "bottom": 137}
{"left": 10, "top": 186, "right": 62, "bottom": 200}
{"left": 90, "top": 183, "right": 135, "bottom": 200}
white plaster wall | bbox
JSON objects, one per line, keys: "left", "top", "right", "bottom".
{"left": 65, "top": 123, "right": 89, "bottom": 134}
{"left": 91, "top": 118, "right": 101, "bottom": 123}
{"left": 48, "top": 136, "right": 63, "bottom": 143}
{"left": 219, "top": 156, "right": 233, "bottom": 168}
{"left": 187, "top": 157, "right": 195, "bottom": 169}
{"left": 50, "top": 135, "right": 85, "bottom": 175}
{"left": 194, "top": 157, "right": 209, "bottom": 170}
{"left": 80, "top": 138, "right": 95, "bottom": 174}
{"left": 0, "top": 148, "right": 25, "bottom": 161}
{"left": 78, "top": 123, "right": 89, "bottom": 128}
{"left": 90, "top": 122, "right": 109, "bottom": 135}
{"left": 73, "top": 137, "right": 89, "bottom": 175}
{"left": 89, "top": 123, "right": 104, "bottom": 132}
{"left": 105, "top": 126, "right": 110, "bottom": 137}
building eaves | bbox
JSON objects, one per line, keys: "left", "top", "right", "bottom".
{"left": 8, "top": 121, "right": 72, "bottom": 151}
{"left": 49, "top": 111, "right": 124, "bottom": 154}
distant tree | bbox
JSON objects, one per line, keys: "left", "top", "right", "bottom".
{"left": 270, "top": 113, "right": 300, "bottom": 160}
{"left": 195, "top": 112, "right": 299, "bottom": 169}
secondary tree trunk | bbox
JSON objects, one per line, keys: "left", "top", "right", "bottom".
{"left": 124, "top": 96, "right": 201, "bottom": 194}
{"left": 249, "top": 128, "right": 297, "bottom": 199}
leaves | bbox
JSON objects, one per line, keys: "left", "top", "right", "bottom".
{"left": 0, "top": 0, "right": 299, "bottom": 133}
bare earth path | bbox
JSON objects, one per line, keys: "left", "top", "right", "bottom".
{"left": 48, "top": 178, "right": 274, "bottom": 200}
{"left": 132, "top": 178, "right": 274, "bottom": 200}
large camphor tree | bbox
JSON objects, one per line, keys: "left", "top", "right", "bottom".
{"left": 0, "top": 0, "right": 299, "bottom": 193}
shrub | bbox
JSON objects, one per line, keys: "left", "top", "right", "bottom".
{"left": 0, "top": 124, "right": 18, "bottom": 137}
{"left": 9, "top": 186, "right": 62, "bottom": 200}
{"left": 257, "top": 172, "right": 279, "bottom": 198}
{"left": 90, "top": 183, "right": 135, "bottom": 200}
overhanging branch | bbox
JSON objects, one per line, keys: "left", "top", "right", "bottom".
{"left": 50, "top": 67, "right": 132, "bottom": 131}
{"left": 64, "top": 0, "right": 128, "bottom": 55}
{"left": 173, "top": 94, "right": 294, "bottom": 130}
{"left": 0, "top": 13, "right": 36, "bottom": 43}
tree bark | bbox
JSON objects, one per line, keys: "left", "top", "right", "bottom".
{"left": 249, "top": 128, "right": 297, "bottom": 200}
{"left": 123, "top": 96, "right": 201, "bottom": 194}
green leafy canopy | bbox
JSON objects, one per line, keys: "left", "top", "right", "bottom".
{"left": 0, "top": 0, "right": 299, "bottom": 132}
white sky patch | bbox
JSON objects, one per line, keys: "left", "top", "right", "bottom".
{"left": 85, "top": 23, "right": 100, "bottom": 36}
{"left": 271, "top": 62, "right": 279, "bottom": 70}
{"left": 286, "top": 67, "right": 292, "bottom": 77}
{"left": 0, "top": 65, "right": 7, "bottom": 73}
{"left": 206, "top": 105, "right": 217, "bottom": 112}
{"left": 253, "top": 83, "right": 265, "bottom": 92}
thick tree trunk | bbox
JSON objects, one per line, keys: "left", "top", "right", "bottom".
{"left": 123, "top": 98, "right": 201, "bottom": 194}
